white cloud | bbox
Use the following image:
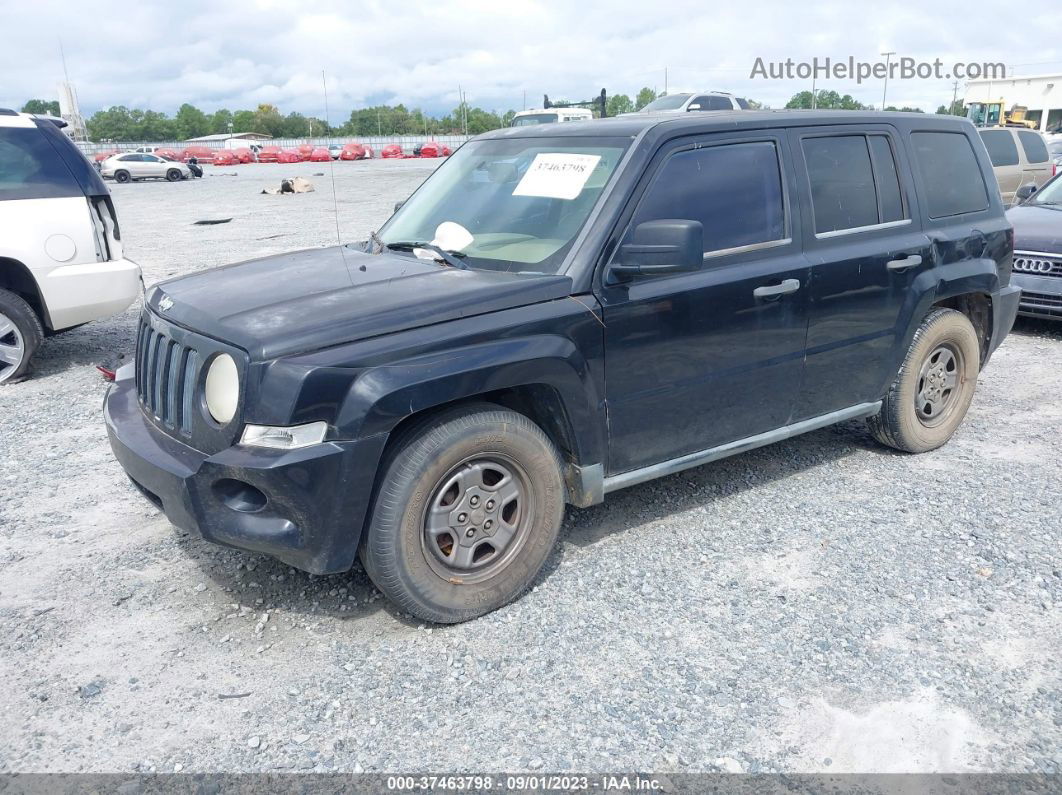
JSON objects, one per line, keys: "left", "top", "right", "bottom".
{"left": 3, "top": 0, "right": 1060, "bottom": 117}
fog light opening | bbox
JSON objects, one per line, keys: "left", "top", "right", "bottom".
{"left": 213, "top": 479, "right": 268, "bottom": 513}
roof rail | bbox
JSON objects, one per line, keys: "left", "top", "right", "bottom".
{"left": 0, "top": 108, "right": 19, "bottom": 116}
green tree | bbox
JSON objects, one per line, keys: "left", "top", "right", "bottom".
{"left": 884, "top": 105, "right": 924, "bottom": 113}
{"left": 87, "top": 106, "right": 137, "bottom": 141}
{"left": 606, "top": 93, "right": 634, "bottom": 116}
{"left": 635, "top": 87, "right": 659, "bottom": 110}
{"left": 21, "top": 99, "right": 61, "bottom": 116}
{"left": 232, "top": 109, "right": 256, "bottom": 133}
{"left": 252, "top": 104, "right": 285, "bottom": 137}
{"left": 210, "top": 108, "right": 233, "bottom": 134}
{"left": 786, "top": 90, "right": 869, "bottom": 111}
{"left": 174, "top": 103, "right": 209, "bottom": 139}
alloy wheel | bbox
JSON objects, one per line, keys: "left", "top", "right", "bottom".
{"left": 0, "top": 311, "right": 26, "bottom": 383}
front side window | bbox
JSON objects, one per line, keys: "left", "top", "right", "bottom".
{"left": 979, "top": 130, "right": 1019, "bottom": 167}
{"left": 379, "top": 136, "right": 628, "bottom": 273}
{"left": 911, "top": 131, "right": 990, "bottom": 218}
{"left": 704, "top": 96, "right": 734, "bottom": 111}
{"left": 630, "top": 140, "right": 786, "bottom": 256}
{"left": 0, "top": 127, "right": 81, "bottom": 201}
{"left": 1017, "top": 130, "right": 1049, "bottom": 164}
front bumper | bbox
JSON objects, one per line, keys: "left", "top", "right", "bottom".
{"left": 1011, "top": 273, "right": 1062, "bottom": 320}
{"left": 104, "top": 366, "right": 387, "bottom": 574}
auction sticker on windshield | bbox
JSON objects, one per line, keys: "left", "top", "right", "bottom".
{"left": 512, "top": 153, "right": 602, "bottom": 200}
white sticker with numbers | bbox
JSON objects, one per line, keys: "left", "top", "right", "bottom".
{"left": 512, "top": 153, "right": 602, "bottom": 200}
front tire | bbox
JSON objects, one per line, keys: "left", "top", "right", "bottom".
{"left": 165, "top": 168, "right": 182, "bottom": 182}
{"left": 868, "top": 308, "right": 980, "bottom": 453}
{"left": 0, "top": 289, "right": 44, "bottom": 384}
{"left": 360, "top": 404, "right": 565, "bottom": 623}
{"left": 114, "top": 170, "right": 131, "bottom": 183}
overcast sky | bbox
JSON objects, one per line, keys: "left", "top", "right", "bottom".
{"left": 4, "top": 0, "right": 1061, "bottom": 119}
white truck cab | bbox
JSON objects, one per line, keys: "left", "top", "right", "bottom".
{"left": 0, "top": 109, "right": 141, "bottom": 383}
{"left": 511, "top": 108, "right": 594, "bottom": 126}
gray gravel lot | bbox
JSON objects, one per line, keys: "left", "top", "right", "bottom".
{"left": 0, "top": 160, "right": 1059, "bottom": 775}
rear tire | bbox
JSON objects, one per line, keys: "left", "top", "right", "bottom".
{"left": 360, "top": 404, "right": 565, "bottom": 623}
{"left": 114, "top": 170, "right": 131, "bottom": 183}
{"left": 0, "top": 288, "right": 44, "bottom": 384}
{"left": 165, "top": 168, "right": 182, "bottom": 182}
{"left": 868, "top": 308, "right": 980, "bottom": 453}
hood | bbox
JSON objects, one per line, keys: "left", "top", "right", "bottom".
{"left": 1005, "top": 204, "right": 1062, "bottom": 253}
{"left": 148, "top": 245, "right": 573, "bottom": 360}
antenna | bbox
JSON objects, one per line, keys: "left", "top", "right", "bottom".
{"left": 322, "top": 70, "right": 343, "bottom": 250}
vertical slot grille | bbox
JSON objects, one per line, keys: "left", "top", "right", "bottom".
{"left": 135, "top": 320, "right": 200, "bottom": 435}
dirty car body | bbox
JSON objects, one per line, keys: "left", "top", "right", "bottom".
{"left": 105, "top": 111, "right": 1019, "bottom": 618}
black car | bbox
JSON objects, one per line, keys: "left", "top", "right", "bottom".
{"left": 1007, "top": 172, "right": 1062, "bottom": 319}
{"left": 105, "top": 111, "right": 1020, "bottom": 623}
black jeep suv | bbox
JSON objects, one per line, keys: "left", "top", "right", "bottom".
{"left": 105, "top": 111, "right": 1020, "bottom": 623}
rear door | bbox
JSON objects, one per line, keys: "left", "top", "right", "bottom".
{"left": 978, "top": 129, "right": 1022, "bottom": 204}
{"left": 787, "top": 125, "right": 932, "bottom": 422}
{"left": 1017, "top": 130, "right": 1054, "bottom": 189}
{"left": 596, "top": 130, "right": 811, "bottom": 474}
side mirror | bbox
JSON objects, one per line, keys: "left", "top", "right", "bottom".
{"left": 686, "top": 103, "right": 702, "bottom": 111}
{"left": 1015, "top": 184, "right": 1037, "bottom": 203}
{"left": 393, "top": 200, "right": 405, "bottom": 213}
{"left": 607, "top": 220, "right": 703, "bottom": 283}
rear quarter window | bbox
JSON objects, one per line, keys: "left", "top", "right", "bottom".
{"left": 910, "top": 131, "right": 989, "bottom": 218}
{"left": 978, "top": 130, "right": 1019, "bottom": 167}
{"left": 1017, "top": 131, "right": 1050, "bottom": 164}
{"left": 0, "top": 127, "right": 83, "bottom": 201}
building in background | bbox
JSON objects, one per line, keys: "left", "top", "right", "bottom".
{"left": 965, "top": 74, "right": 1062, "bottom": 134}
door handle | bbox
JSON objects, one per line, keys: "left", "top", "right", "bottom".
{"left": 753, "top": 278, "right": 801, "bottom": 298}
{"left": 886, "top": 254, "right": 923, "bottom": 271}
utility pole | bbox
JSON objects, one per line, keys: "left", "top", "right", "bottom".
{"left": 950, "top": 80, "right": 960, "bottom": 115}
{"left": 881, "top": 51, "right": 896, "bottom": 110}
{"left": 811, "top": 72, "right": 817, "bottom": 109}
{"left": 522, "top": 90, "right": 526, "bottom": 111}
{"left": 664, "top": 67, "right": 668, "bottom": 95}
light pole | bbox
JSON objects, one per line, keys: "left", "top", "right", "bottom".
{"left": 881, "top": 51, "right": 896, "bottom": 110}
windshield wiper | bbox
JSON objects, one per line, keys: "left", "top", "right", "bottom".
{"left": 384, "top": 241, "right": 469, "bottom": 270}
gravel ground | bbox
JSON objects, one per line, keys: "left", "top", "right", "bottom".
{"left": 0, "top": 160, "right": 1059, "bottom": 775}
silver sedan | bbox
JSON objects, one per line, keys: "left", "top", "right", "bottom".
{"left": 101, "top": 153, "right": 191, "bottom": 183}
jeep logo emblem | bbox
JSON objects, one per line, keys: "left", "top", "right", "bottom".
{"left": 158, "top": 295, "right": 174, "bottom": 312}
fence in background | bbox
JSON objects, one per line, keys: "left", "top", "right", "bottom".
{"left": 75, "top": 135, "right": 472, "bottom": 156}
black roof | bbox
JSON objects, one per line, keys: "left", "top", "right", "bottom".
{"left": 481, "top": 109, "right": 970, "bottom": 140}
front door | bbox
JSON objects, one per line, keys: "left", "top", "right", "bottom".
{"left": 596, "top": 132, "right": 812, "bottom": 475}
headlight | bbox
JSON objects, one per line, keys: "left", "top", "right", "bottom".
{"left": 240, "top": 422, "right": 328, "bottom": 450}
{"left": 204, "top": 353, "right": 239, "bottom": 424}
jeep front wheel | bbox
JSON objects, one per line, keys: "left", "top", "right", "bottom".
{"left": 360, "top": 404, "right": 565, "bottom": 623}
{"left": 868, "top": 307, "right": 980, "bottom": 453}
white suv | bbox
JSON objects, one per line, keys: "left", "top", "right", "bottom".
{"left": 0, "top": 109, "right": 141, "bottom": 383}
{"left": 629, "top": 91, "right": 749, "bottom": 114}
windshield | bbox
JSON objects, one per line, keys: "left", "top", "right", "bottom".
{"left": 1028, "top": 174, "right": 1062, "bottom": 205}
{"left": 641, "top": 93, "right": 692, "bottom": 112}
{"left": 378, "top": 136, "right": 629, "bottom": 273}
{"left": 512, "top": 113, "right": 559, "bottom": 126}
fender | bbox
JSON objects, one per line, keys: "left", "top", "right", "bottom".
{"left": 336, "top": 333, "right": 607, "bottom": 473}
{"left": 888, "top": 255, "right": 1001, "bottom": 385}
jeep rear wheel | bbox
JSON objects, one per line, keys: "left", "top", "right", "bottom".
{"left": 360, "top": 404, "right": 565, "bottom": 623}
{"left": 868, "top": 307, "right": 980, "bottom": 453}
{"left": 0, "top": 288, "right": 44, "bottom": 384}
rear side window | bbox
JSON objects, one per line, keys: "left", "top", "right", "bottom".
{"left": 1017, "top": 131, "right": 1049, "bottom": 164}
{"left": 803, "top": 136, "right": 877, "bottom": 232}
{"left": 0, "top": 127, "right": 82, "bottom": 201}
{"left": 911, "top": 132, "right": 990, "bottom": 218}
{"left": 633, "top": 140, "right": 786, "bottom": 255}
{"left": 979, "top": 130, "right": 1019, "bottom": 167}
